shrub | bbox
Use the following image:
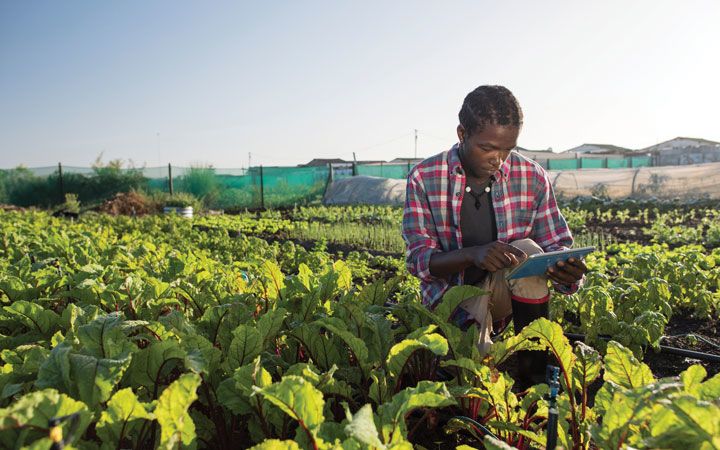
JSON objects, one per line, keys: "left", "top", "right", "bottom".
{"left": 153, "top": 192, "right": 202, "bottom": 211}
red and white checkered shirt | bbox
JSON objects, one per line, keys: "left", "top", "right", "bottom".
{"left": 402, "top": 143, "right": 579, "bottom": 309}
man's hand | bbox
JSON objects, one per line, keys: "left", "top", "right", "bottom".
{"left": 546, "top": 257, "right": 587, "bottom": 287}
{"left": 466, "top": 241, "right": 527, "bottom": 272}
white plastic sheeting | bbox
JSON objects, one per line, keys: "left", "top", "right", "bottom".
{"left": 323, "top": 162, "right": 720, "bottom": 205}
{"left": 323, "top": 176, "right": 406, "bottom": 206}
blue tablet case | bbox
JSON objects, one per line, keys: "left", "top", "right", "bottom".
{"left": 505, "top": 246, "right": 595, "bottom": 280}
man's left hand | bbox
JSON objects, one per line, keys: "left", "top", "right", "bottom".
{"left": 546, "top": 257, "right": 587, "bottom": 287}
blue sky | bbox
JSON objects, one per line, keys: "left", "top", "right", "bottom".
{"left": 1, "top": 1, "right": 719, "bottom": 168}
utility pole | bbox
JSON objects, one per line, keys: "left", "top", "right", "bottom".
{"left": 248, "top": 152, "right": 252, "bottom": 169}
{"left": 414, "top": 129, "right": 418, "bottom": 159}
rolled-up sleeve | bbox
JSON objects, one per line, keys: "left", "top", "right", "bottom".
{"left": 402, "top": 171, "right": 441, "bottom": 283}
{"left": 531, "top": 172, "right": 583, "bottom": 295}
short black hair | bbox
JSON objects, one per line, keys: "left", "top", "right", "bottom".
{"left": 459, "top": 85, "right": 523, "bottom": 137}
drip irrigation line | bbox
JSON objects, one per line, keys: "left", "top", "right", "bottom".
{"left": 451, "top": 416, "right": 500, "bottom": 441}
{"left": 564, "top": 333, "right": 720, "bottom": 363}
{"left": 660, "top": 333, "right": 720, "bottom": 350}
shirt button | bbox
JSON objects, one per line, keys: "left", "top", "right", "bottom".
{"left": 455, "top": 192, "right": 461, "bottom": 197}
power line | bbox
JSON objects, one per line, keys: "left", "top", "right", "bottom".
{"left": 350, "top": 132, "right": 412, "bottom": 158}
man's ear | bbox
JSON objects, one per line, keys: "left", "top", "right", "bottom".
{"left": 456, "top": 125, "right": 465, "bottom": 143}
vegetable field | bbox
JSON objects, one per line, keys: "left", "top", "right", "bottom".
{"left": 0, "top": 204, "right": 719, "bottom": 449}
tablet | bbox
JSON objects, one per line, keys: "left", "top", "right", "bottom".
{"left": 505, "top": 246, "right": 595, "bottom": 280}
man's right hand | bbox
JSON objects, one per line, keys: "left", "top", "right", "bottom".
{"left": 465, "top": 241, "right": 527, "bottom": 272}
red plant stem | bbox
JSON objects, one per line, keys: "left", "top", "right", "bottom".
{"left": 550, "top": 347, "right": 581, "bottom": 447}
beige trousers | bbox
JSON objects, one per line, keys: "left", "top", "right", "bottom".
{"left": 457, "top": 239, "right": 549, "bottom": 355}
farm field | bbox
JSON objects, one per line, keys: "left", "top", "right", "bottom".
{"left": 0, "top": 203, "right": 719, "bottom": 449}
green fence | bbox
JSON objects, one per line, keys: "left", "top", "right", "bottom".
{"left": 546, "top": 157, "right": 652, "bottom": 171}
{"left": 0, "top": 155, "right": 655, "bottom": 210}
{"left": 0, "top": 164, "right": 330, "bottom": 210}
{"left": 356, "top": 163, "right": 412, "bottom": 179}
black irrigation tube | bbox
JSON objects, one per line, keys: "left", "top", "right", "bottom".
{"left": 564, "top": 333, "right": 720, "bottom": 363}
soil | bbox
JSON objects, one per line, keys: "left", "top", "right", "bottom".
{"left": 645, "top": 312, "right": 720, "bottom": 378}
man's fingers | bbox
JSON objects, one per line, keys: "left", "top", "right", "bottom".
{"left": 499, "top": 242, "right": 527, "bottom": 259}
{"left": 557, "top": 259, "right": 587, "bottom": 278}
{"left": 489, "top": 247, "right": 513, "bottom": 267}
{"left": 568, "top": 258, "right": 588, "bottom": 272}
{"left": 547, "top": 268, "right": 574, "bottom": 284}
{"left": 482, "top": 253, "right": 504, "bottom": 272}
{"left": 548, "top": 264, "right": 580, "bottom": 284}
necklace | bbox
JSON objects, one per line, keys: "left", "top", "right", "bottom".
{"left": 464, "top": 183, "right": 492, "bottom": 210}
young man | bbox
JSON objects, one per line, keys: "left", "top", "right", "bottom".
{"left": 402, "top": 85, "right": 586, "bottom": 383}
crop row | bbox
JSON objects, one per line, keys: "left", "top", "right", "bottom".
{"left": 0, "top": 211, "right": 718, "bottom": 449}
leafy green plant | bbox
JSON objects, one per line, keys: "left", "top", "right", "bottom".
{"left": 158, "top": 192, "right": 202, "bottom": 210}
{"left": 0, "top": 209, "right": 718, "bottom": 449}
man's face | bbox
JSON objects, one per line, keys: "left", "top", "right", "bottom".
{"left": 457, "top": 123, "right": 520, "bottom": 180}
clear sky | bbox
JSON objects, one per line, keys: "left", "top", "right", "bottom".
{"left": 1, "top": 0, "right": 719, "bottom": 169}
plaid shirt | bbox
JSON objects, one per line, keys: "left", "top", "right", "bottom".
{"left": 402, "top": 143, "right": 579, "bottom": 309}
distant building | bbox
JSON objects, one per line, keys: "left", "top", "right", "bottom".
{"left": 564, "top": 144, "right": 632, "bottom": 156}
{"left": 389, "top": 157, "right": 425, "bottom": 165}
{"left": 300, "top": 158, "right": 389, "bottom": 167}
{"left": 516, "top": 147, "right": 575, "bottom": 160}
{"left": 641, "top": 137, "right": 720, "bottom": 166}
{"left": 301, "top": 158, "right": 349, "bottom": 167}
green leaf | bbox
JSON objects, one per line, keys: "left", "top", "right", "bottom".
{"left": 591, "top": 380, "right": 681, "bottom": 448}
{"left": 189, "top": 409, "right": 216, "bottom": 447}
{"left": 434, "top": 285, "right": 488, "bottom": 323}
{"left": 257, "top": 260, "right": 285, "bottom": 301}
{"left": 486, "top": 331, "right": 544, "bottom": 367}
{"left": 403, "top": 286, "right": 485, "bottom": 360}
{"left": 247, "top": 440, "right": 300, "bottom": 450}
{"left": 369, "top": 369, "right": 389, "bottom": 406}
{"left": 255, "top": 375, "right": 325, "bottom": 432}
{"left": 313, "top": 317, "right": 369, "bottom": 364}
{"left": 646, "top": 395, "right": 720, "bottom": 449}
{"left": 155, "top": 372, "right": 202, "bottom": 450}
{"left": 3, "top": 301, "right": 59, "bottom": 336}
{"left": 128, "top": 340, "right": 186, "bottom": 396}
{"left": 386, "top": 328, "right": 448, "bottom": 385}
{"left": 290, "top": 324, "right": 342, "bottom": 371}
{"left": 76, "top": 312, "right": 136, "bottom": 359}
{"left": 698, "top": 372, "right": 720, "bottom": 401}
{"left": 60, "top": 303, "right": 99, "bottom": 336}
{"left": 355, "top": 278, "right": 399, "bottom": 307}
{"left": 257, "top": 307, "right": 288, "bottom": 347}
{"left": 197, "top": 302, "right": 250, "bottom": 350}
{"left": 571, "top": 342, "right": 602, "bottom": 395}
{"left": 483, "top": 435, "right": 516, "bottom": 450}
{"left": 518, "top": 318, "right": 574, "bottom": 377}
{"left": 226, "top": 324, "right": 263, "bottom": 370}
{"left": 377, "top": 381, "right": 456, "bottom": 444}
{"left": 285, "top": 363, "right": 322, "bottom": 385}
{"left": 96, "top": 388, "right": 151, "bottom": 445}
{"left": 679, "top": 365, "right": 707, "bottom": 397}
{"left": 603, "top": 341, "right": 654, "bottom": 389}
{"left": 0, "top": 389, "right": 91, "bottom": 448}
{"left": 35, "top": 342, "right": 132, "bottom": 408}
{"left": 344, "top": 403, "right": 385, "bottom": 449}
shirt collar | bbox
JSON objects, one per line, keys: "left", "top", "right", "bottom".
{"left": 448, "top": 143, "right": 511, "bottom": 180}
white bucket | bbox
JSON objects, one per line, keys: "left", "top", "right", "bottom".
{"left": 163, "top": 206, "right": 194, "bottom": 218}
